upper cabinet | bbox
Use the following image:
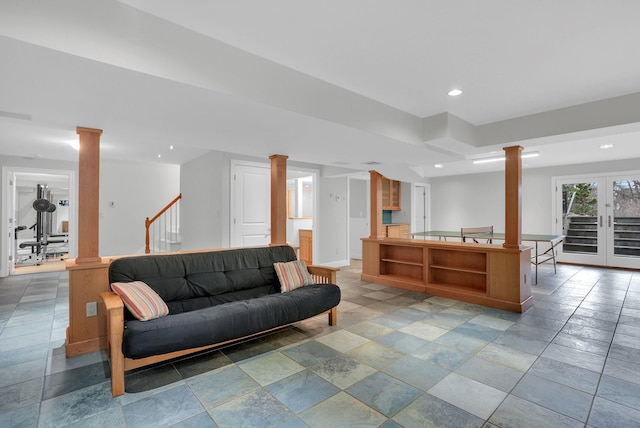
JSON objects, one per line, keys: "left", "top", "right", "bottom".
{"left": 381, "top": 177, "right": 401, "bottom": 210}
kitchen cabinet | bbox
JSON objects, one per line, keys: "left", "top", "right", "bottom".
{"left": 299, "top": 229, "right": 312, "bottom": 265}
{"left": 381, "top": 178, "right": 401, "bottom": 210}
{"left": 386, "top": 224, "right": 409, "bottom": 239}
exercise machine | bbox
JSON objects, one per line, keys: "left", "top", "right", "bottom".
{"left": 16, "top": 184, "right": 68, "bottom": 265}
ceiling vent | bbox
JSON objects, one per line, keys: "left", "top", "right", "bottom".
{"left": 361, "top": 161, "right": 381, "bottom": 165}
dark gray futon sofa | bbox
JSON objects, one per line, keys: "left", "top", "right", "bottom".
{"left": 100, "top": 245, "right": 340, "bottom": 396}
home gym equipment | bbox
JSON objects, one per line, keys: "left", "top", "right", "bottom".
{"left": 16, "top": 184, "right": 68, "bottom": 265}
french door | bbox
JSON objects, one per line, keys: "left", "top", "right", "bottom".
{"left": 556, "top": 174, "right": 640, "bottom": 269}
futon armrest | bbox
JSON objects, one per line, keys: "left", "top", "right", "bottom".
{"left": 307, "top": 265, "right": 339, "bottom": 284}
{"left": 99, "top": 291, "right": 126, "bottom": 397}
{"left": 100, "top": 291, "right": 124, "bottom": 311}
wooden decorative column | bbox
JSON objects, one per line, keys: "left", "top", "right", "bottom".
{"left": 369, "top": 170, "right": 385, "bottom": 239}
{"left": 503, "top": 145, "right": 524, "bottom": 250}
{"left": 270, "top": 154, "right": 288, "bottom": 246}
{"left": 76, "top": 127, "right": 102, "bottom": 263}
{"left": 66, "top": 127, "right": 110, "bottom": 357}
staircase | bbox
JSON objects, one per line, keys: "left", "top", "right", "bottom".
{"left": 563, "top": 216, "right": 598, "bottom": 253}
{"left": 614, "top": 217, "right": 640, "bottom": 257}
{"left": 145, "top": 194, "right": 182, "bottom": 253}
{"left": 563, "top": 215, "right": 640, "bottom": 257}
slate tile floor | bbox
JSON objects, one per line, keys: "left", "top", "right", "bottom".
{"left": 1, "top": 262, "right": 640, "bottom": 427}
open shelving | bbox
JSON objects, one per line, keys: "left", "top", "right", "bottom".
{"left": 361, "top": 238, "right": 532, "bottom": 313}
{"left": 428, "top": 248, "right": 487, "bottom": 292}
{"left": 379, "top": 243, "right": 424, "bottom": 283}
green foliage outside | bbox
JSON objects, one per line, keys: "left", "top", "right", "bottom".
{"left": 563, "top": 183, "right": 597, "bottom": 216}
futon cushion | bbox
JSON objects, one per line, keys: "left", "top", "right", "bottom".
{"left": 274, "top": 260, "right": 314, "bottom": 292}
{"left": 111, "top": 281, "right": 169, "bottom": 321}
{"left": 122, "top": 283, "right": 341, "bottom": 359}
{"left": 109, "top": 246, "right": 298, "bottom": 303}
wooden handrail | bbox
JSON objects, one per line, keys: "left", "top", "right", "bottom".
{"left": 145, "top": 194, "right": 181, "bottom": 254}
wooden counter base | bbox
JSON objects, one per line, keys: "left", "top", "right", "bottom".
{"left": 362, "top": 238, "right": 533, "bottom": 313}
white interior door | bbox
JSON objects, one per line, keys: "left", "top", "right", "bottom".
{"left": 413, "top": 184, "right": 429, "bottom": 234}
{"left": 231, "top": 163, "right": 271, "bottom": 247}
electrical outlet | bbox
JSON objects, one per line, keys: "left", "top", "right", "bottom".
{"left": 86, "top": 301, "right": 97, "bottom": 317}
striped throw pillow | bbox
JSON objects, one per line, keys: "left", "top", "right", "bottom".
{"left": 111, "top": 281, "right": 169, "bottom": 321}
{"left": 274, "top": 260, "right": 314, "bottom": 292}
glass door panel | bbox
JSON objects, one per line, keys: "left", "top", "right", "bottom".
{"left": 607, "top": 176, "right": 640, "bottom": 268}
{"left": 557, "top": 179, "right": 605, "bottom": 265}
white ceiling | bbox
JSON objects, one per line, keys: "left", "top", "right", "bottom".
{"left": 1, "top": 0, "right": 640, "bottom": 180}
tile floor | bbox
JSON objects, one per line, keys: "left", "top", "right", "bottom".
{"left": 1, "top": 261, "right": 640, "bottom": 427}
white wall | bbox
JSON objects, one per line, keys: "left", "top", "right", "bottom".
{"left": 179, "top": 150, "right": 228, "bottom": 250}
{"left": 16, "top": 186, "right": 37, "bottom": 239}
{"left": 318, "top": 176, "right": 349, "bottom": 266}
{"left": 1, "top": 155, "right": 180, "bottom": 266}
{"left": 180, "top": 149, "right": 324, "bottom": 252}
{"left": 287, "top": 218, "right": 313, "bottom": 246}
{"left": 430, "top": 157, "right": 640, "bottom": 234}
{"left": 99, "top": 160, "right": 180, "bottom": 256}
{"left": 391, "top": 181, "right": 412, "bottom": 224}
{"left": 349, "top": 178, "right": 368, "bottom": 259}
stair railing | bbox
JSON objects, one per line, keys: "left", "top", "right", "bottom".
{"left": 145, "top": 194, "right": 182, "bottom": 254}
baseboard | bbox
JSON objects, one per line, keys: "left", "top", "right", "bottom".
{"left": 320, "top": 259, "right": 350, "bottom": 268}
{"left": 66, "top": 328, "right": 107, "bottom": 357}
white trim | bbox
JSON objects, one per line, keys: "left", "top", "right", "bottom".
{"left": 321, "top": 259, "right": 350, "bottom": 268}
{"left": 1, "top": 166, "right": 77, "bottom": 277}
{"left": 552, "top": 169, "right": 640, "bottom": 181}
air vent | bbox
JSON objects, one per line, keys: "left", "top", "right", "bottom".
{"left": 361, "top": 161, "right": 381, "bottom": 165}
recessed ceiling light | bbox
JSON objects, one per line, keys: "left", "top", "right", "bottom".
{"left": 472, "top": 151, "right": 539, "bottom": 164}
{"left": 157, "top": 154, "right": 162, "bottom": 158}
{"left": 521, "top": 152, "right": 540, "bottom": 159}
{"left": 169, "top": 145, "right": 174, "bottom": 150}
{"left": 600, "top": 144, "right": 614, "bottom": 149}
{"left": 434, "top": 164, "right": 443, "bottom": 168}
{"left": 448, "top": 89, "right": 463, "bottom": 97}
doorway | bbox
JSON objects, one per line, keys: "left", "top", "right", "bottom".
{"left": 230, "top": 161, "right": 272, "bottom": 247}
{"left": 1, "top": 166, "right": 77, "bottom": 277}
{"left": 348, "top": 178, "right": 369, "bottom": 260}
{"left": 229, "top": 160, "right": 318, "bottom": 260}
{"left": 413, "top": 183, "right": 430, "bottom": 235}
{"left": 555, "top": 172, "right": 640, "bottom": 269}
